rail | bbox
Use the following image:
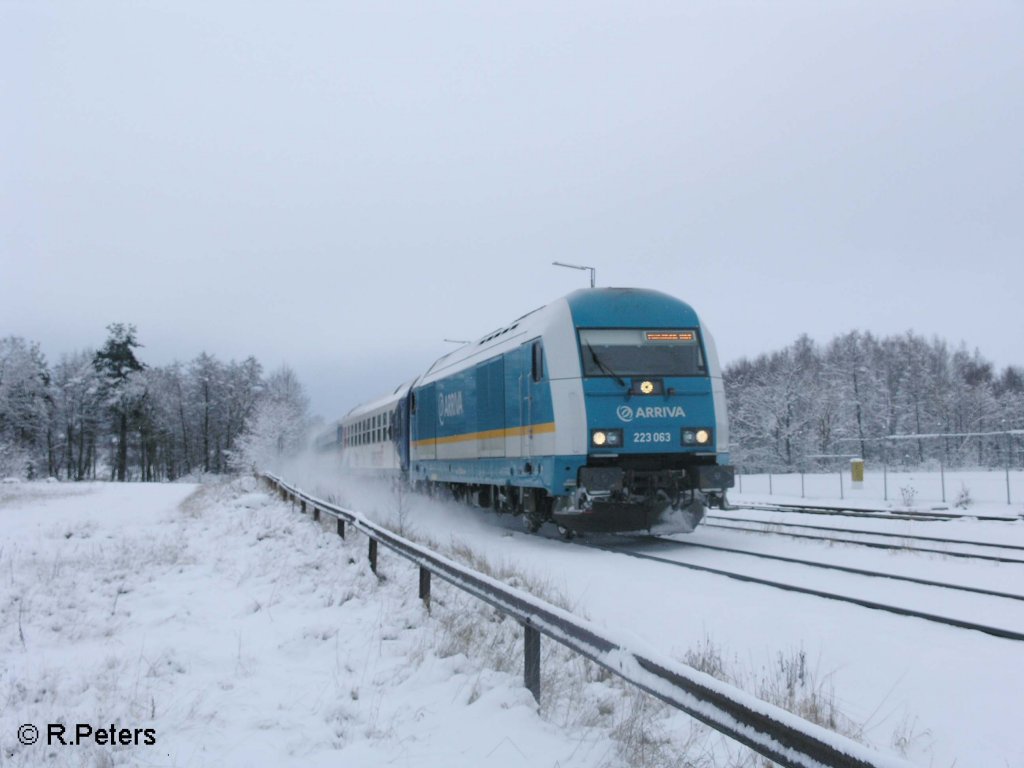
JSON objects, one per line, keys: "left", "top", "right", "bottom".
{"left": 262, "top": 473, "right": 914, "bottom": 768}
{"left": 731, "top": 500, "right": 1018, "bottom": 523}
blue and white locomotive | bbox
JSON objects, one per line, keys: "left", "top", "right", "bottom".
{"left": 330, "top": 287, "right": 734, "bottom": 535}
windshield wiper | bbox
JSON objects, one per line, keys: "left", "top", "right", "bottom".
{"left": 585, "top": 343, "right": 627, "bottom": 387}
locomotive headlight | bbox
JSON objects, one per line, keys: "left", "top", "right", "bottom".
{"left": 591, "top": 429, "right": 623, "bottom": 448}
{"left": 639, "top": 380, "right": 654, "bottom": 395}
{"left": 682, "top": 428, "right": 713, "bottom": 445}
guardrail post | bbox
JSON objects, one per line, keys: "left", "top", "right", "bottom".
{"left": 337, "top": 518, "right": 346, "bottom": 539}
{"left": 419, "top": 567, "right": 431, "bottom": 610}
{"left": 368, "top": 538, "right": 378, "bottom": 575}
{"left": 300, "top": 499, "right": 306, "bottom": 514}
{"left": 313, "top": 506, "right": 320, "bottom": 522}
{"left": 524, "top": 624, "right": 541, "bottom": 704}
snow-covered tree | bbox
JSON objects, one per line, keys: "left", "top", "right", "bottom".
{"left": 0, "top": 337, "right": 52, "bottom": 477}
{"left": 92, "top": 323, "right": 146, "bottom": 481}
{"left": 724, "top": 330, "right": 1022, "bottom": 472}
{"left": 49, "top": 350, "right": 104, "bottom": 479}
{"left": 230, "top": 365, "right": 309, "bottom": 474}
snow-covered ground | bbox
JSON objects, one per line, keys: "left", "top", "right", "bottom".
{"left": 4, "top": 469, "right": 1023, "bottom": 766}
{"left": 734, "top": 468, "right": 1024, "bottom": 517}
{"left": 0, "top": 479, "right": 626, "bottom": 767}
{"left": 283, "top": 459, "right": 1024, "bottom": 768}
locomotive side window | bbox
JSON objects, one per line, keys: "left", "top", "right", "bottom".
{"left": 531, "top": 341, "right": 544, "bottom": 382}
{"left": 578, "top": 328, "right": 706, "bottom": 377}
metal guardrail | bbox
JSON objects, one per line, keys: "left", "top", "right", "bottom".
{"left": 262, "top": 473, "right": 915, "bottom": 768}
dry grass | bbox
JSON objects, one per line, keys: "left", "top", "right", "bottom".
{"left": 279, "top": 482, "right": 882, "bottom": 768}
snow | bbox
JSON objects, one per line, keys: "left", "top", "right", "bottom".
{"left": 734, "top": 468, "right": 1024, "bottom": 517}
{"left": 280, "top": 458, "right": 1024, "bottom": 767}
{"left": 5, "top": 468, "right": 1022, "bottom": 766}
{"left": 0, "top": 480, "right": 620, "bottom": 767}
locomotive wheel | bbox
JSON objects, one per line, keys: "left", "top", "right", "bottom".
{"left": 557, "top": 525, "right": 576, "bottom": 541}
{"left": 476, "top": 486, "right": 492, "bottom": 508}
{"left": 523, "top": 489, "right": 547, "bottom": 533}
{"left": 524, "top": 512, "right": 544, "bottom": 533}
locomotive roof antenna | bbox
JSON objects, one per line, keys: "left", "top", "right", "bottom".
{"left": 552, "top": 261, "right": 596, "bottom": 288}
{"left": 443, "top": 338, "right": 470, "bottom": 344}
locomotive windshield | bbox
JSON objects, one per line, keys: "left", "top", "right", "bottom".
{"left": 578, "top": 328, "right": 706, "bottom": 377}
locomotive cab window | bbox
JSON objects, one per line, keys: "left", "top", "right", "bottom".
{"left": 531, "top": 341, "right": 544, "bottom": 382}
{"left": 578, "top": 328, "right": 706, "bottom": 377}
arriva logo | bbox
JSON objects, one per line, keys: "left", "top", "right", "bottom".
{"left": 617, "top": 405, "right": 686, "bottom": 422}
{"left": 437, "top": 391, "right": 464, "bottom": 425}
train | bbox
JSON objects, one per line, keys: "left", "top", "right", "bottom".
{"left": 318, "top": 287, "right": 735, "bottom": 536}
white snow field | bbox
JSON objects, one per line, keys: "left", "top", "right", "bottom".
{"left": 4, "top": 469, "right": 1023, "bottom": 766}
{"left": 1, "top": 479, "right": 627, "bottom": 768}
{"left": 281, "top": 459, "right": 1024, "bottom": 768}
{"left": 733, "top": 468, "right": 1023, "bottom": 516}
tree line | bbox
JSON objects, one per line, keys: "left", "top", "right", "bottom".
{"left": 7, "top": 324, "right": 1020, "bottom": 479}
{"left": 724, "top": 331, "right": 1024, "bottom": 472}
{"left": 0, "top": 324, "right": 309, "bottom": 481}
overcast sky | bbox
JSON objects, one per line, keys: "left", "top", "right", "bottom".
{"left": 3, "top": 1, "right": 1022, "bottom": 419}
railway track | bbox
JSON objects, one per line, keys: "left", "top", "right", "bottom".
{"left": 598, "top": 539, "right": 1024, "bottom": 643}
{"left": 732, "top": 500, "right": 1019, "bottom": 523}
{"left": 705, "top": 515, "right": 1024, "bottom": 564}
{"left": 655, "top": 539, "right": 1024, "bottom": 602}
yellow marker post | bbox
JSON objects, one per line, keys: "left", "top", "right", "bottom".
{"left": 850, "top": 458, "right": 865, "bottom": 489}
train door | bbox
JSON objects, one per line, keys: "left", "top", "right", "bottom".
{"left": 524, "top": 339, "right": 545, "bottom": 458}
{"left": 412, "top": 383, "right": 436, "bottom": 460}
{"left": 392, "top": 396, "right": 410, "bottom": 471}
{"left": 507, "top": 339, "right": 545, "bottom": 459}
